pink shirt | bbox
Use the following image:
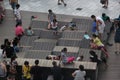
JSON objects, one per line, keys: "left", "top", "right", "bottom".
{"left": 15, "top": 26, "right": 24, "bottom": 36}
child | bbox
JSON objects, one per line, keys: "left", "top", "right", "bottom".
{"left": 76, "top": 55, "right": 84, "bottom": 61}
{"left": 26, "top": 27, "right": 34, "bottom": 36}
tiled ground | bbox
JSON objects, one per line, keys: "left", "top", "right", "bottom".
{"left": 4, "top": 0, "right": 120, "bottom": 19}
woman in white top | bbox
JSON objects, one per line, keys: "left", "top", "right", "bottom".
{"left": 72, "top": 65, "right": 86, "bottom": 80}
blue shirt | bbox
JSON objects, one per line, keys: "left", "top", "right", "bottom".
{"left": 92, "top": 21, "right": 97, "bottom": 33}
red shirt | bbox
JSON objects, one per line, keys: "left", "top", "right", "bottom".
{"left": 15, "top": 26, "right": 24, "bottom": 36}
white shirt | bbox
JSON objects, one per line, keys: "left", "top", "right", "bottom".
{"left": 14, "top": 8, "right": 21, "bottom": 19}
{"left": 96, "top": 17, "right": 105, "bottom": 28}
{"left": 74, "top": 70, "right": 86, "bottom": 80}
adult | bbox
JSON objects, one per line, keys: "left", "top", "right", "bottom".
{"left": 58, "top": 0, "right": 67, "bottom": 6}
{"left": 103, "top": 0, "right": 108, "bottom": 8}
{"left": 15, "top": 23, "right": 24, "bottom": 40}
{"left": 91, "top": 15, "right": 105, "bottom": 39}
{"left": 89, "top": 50, "right": 101, "bottom": 65}
{"left": 72, "top": 65, "right": 86, "bottom": 80}
{"left": 0, "top": 61, "right": 7, "bottom": 80}
{"left": 3, "top": 42, "right": 14, "bottom": 58}
{"left": 12, "top": 37, "right": 20, "bottom": 53}
{"left": 9, "top": 57, "right": 18, "bottom": 80}
{"left": 48, "top": 19, "right": 58, "bottom": 35}
{"left": 48, "top": 9, "right": 56, "bottom": 28}
{"left": 90, "top": 34, "right": 109, "bottom": 57}
{"left": 30, "top": 60, "right": 42, "bottom": 80}
{"left": 9, "top": 0, "right": 18, "bottom": 10}
{"left": 60, "top": 48, "right": 75, "bottom": 64}
{"left": 51, "top": 61, "right": 62, "bottom": 80}
{"left": 0, "top": 45, "right": 4, "bottom": 58}
{"left": 102, "top": 13, "right": 110, "bottom": 22}
{"left": 22, "top": 61, "right": 31, "bottom": 80}
{"left": 114, "top": 23, "right": 120, "bottom": 54}
{"left": 14, "top": 4, "right": 22, "bottom": 24}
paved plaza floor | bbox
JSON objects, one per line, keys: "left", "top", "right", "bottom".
{"left": 4, "top": 0, "right": 120, "bottom": 19}
{"left": 1, "top": 0, "right": 120, "bottom": 80}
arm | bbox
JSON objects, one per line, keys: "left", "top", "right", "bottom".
{"left": 72, "top": 71, "right": 76, "bottom": 77}
{"left": 96, "top": 21, "right": 99, "bottom": 31}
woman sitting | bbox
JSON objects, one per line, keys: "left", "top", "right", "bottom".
{"left": 48, "top": 19, "right": 58, "bottom": 35}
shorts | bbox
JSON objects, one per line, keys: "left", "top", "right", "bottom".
{"left": 11, "top": 2, "right": 17, "bottom": 10}
{"left": 51, "top": 27, "right": 58, "bottom": 31}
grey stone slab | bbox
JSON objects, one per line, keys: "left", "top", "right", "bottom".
{"left": 24, "top": 50, "right": 51, "bottom": 59}
{"left": 79, "top": 39, "right": 90, "bottom": 48}
{"left": 57, "top": 38, "right": 81, "bottom": 47}
{"left": 72, "top": 18, "right": 93, "bottom": 24}
{"left": 20, "top": 36, "right": 38, "bottom": 46}
{"left": 34, "top": 38, "right": 57, "bottom": 43}
{"left": 39, "top": 29, "right": 62, "bottom": 39}
{"left": 61, "top": 31, "right": 85, "bottom": 39}
{"left": 30, "top": 41, "right": 56, "bottom": 51}
{"left": 31, "top": 20, "right": 48, "bottom": 29}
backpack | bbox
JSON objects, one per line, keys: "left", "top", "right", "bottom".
{"left": 0, "top": 64, "right": 5, "bottom": 77}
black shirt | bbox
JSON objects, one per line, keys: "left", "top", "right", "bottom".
{"left": 30, "top": 65, "right": 42, "bottom": 80}
{"left": 51, "top": 66, "right": 62, "bottom": 80}
{"left": 4, "top": 46, "right": 14, "bottom": 58}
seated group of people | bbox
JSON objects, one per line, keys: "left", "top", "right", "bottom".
{"left": 47, "top": 18, "right": 77, "bottom": 35}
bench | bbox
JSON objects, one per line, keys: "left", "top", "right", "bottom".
{"left": 30, "top": 40, "right": 56, "bottom": 51}
{"left": 20, "top": 36, "right": 38, "bottom": 46}
{"left": 24, "top": 50, "right": 51, "bottom": 59}
{"left": 3, "top": 58, "right": 98, "bottom": 80}
{"left": 57, "top": 38, "right": 81, "bottom": 47}
{"left": 31, "top": 20, "right": 48, "bottom": 29}
{"left": 61, "top": 31, "right": 85, "bottom": 39}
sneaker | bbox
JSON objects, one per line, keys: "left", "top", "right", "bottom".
{"left": 58, "top": 3, "right": 61, "bottom": 5}
{"left": 64, "top": 3, "right": 67, "bottom": 7}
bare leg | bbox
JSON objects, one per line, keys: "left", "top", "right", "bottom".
{"left": 101, "top": 47, "right": 109, "bottom": 57}
{"left": 48, "top": 23, "right": 51, "bottom": 29}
